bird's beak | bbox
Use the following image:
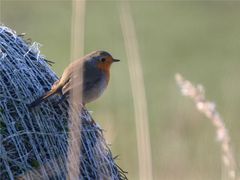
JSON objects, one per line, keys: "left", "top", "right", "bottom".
{"left": 113, "top": 58, "right": 120, "bottom": 62}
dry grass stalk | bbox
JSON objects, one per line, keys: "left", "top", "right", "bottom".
{"left": 0, "top": 0, "right": 2, "bottom": 22}
{"left": 70, "top": 0, "right": 85, "bottom": 60}
{"left": 66, "top": 0, "right": 85, "bottom": 179}
{"left": 175, "top": 73, "right": 237, "bottom": 180}
{"left": 120, "top": 2, "right": 153, "bottom": 180}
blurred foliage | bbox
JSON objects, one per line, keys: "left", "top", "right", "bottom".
{"left": 1, "top": 1, "right": 240, "bottom": 179}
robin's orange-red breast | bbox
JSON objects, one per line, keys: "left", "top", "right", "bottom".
{"left": 29, "top": 50, "right": 120, "bottom": 107}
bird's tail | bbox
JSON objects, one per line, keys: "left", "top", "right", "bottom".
{"left": 28, "top": 87, "right": 60, "bottom": 108}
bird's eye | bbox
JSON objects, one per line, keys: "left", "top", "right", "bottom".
{"left": 100, "top": 58, "right": 106, "bottom": 62}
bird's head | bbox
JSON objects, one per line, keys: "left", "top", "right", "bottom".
{"left": 87, "top": 50, "right": 120, "bottom": 72}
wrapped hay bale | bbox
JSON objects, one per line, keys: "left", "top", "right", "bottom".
{"left": 0, "top": 26, "right": 127, "bottom": 180}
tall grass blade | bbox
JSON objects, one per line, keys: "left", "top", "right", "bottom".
{"left": 66, "top": 0, "right": 85, "bottom": 179}
{"left": 120, "top": 2, "right": 153, "bottom": 180}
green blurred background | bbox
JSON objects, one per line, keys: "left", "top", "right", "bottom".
{"left": 1, "top": 1, "right": 240, "bottom": 179}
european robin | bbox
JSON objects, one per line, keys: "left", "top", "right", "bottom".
{"left": 29, "top": 50, "right": 120, "bottom": 107}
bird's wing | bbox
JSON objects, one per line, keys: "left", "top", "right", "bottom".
{"left": 62, "top": 74, "right": 83, "bottom": 95}
{"left": 62, "top": 72, "right": 102, "bottom": 96}
{"left": 59, "top": 59, "right": 85, "bottom": 87}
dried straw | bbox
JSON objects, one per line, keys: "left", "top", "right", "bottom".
{"left": 175, "top": 73, "right": 238, "bottom": 180}
{"left": 66, "top": 0, "right": 85, "bottom": 179}
{"left": 120, "top": 2, "right": 153, "bottom": 180}
{"left": 0, "top": 0, "right": 2, "bottom": 22}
